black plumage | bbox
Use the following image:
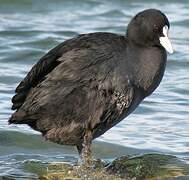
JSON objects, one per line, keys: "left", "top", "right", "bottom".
{"left": 9, "top": 9, "right": 172, "bottom": 164}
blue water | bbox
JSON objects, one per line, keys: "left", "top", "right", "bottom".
{"left": 0, "top": 0, "right": 189, "bottom": 178}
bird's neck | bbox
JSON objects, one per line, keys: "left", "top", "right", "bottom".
{"left": 126, "top": 44, "right": 167, "bottom": 96}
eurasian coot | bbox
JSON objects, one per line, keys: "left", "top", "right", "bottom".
{"left": 9, "top": 9, "right": 173, "bottom": 164}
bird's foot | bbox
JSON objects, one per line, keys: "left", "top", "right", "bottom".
{"left": 76, "top": 129, "right": 93, "bottom": 168}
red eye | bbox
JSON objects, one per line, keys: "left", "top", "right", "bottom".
{"left": 153, "top": 25, "right": 159, "bottom": 32}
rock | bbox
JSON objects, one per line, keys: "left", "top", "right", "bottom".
{"left": 39, "top": 154, "right": 189, "bottom": 180}
{"left": 107, "top": 154, "right": 189, "bottom": 180}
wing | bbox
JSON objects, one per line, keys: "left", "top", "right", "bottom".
{"left": 11, "top": 32, "right": 126, "bottom": 110}
{"left": 9, "top": 32, "right": 130, "bottom": 126}
{"left": 90, "top": 75, "right": 135, "bottom": 139}
{"left": 12, "top": 40, "right": 67, "bottom": 110}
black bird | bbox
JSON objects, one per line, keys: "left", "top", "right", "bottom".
{"left": 9, "top": 9, "right": 173, "bottom": 164}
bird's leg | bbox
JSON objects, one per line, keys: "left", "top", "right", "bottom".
{"left": 82, "top": 129, "right": 93, "bottom": 167}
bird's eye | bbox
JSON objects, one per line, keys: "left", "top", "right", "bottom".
{"left": 153, "top": 25, "right": 159, "bottom": 32}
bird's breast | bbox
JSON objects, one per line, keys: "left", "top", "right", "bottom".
{"left": 131, "top": 47, "right": 167, "bottom": 96}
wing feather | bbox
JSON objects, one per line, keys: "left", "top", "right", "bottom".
{"left": 10, "top": 33, "right": 129, "bottom": 128}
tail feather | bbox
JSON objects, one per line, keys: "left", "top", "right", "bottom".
{"left": 9, "top": 110, "right": 27, "bottom": 124}
{"left": 11, "top": 92, "right": 27, "bottom": 110}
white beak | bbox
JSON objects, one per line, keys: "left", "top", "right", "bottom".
{"left": 159, "top": 25, "right": 174, "bottom": 54}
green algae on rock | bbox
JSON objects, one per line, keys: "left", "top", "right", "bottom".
{"left": 39, "top": 154, "right": 189, "bottom": 180}
{"left": 39, "top": 162, "right": 122, "bottom": 180}
{"left": 107, "top": 154, "right": 189, "bottom": 180}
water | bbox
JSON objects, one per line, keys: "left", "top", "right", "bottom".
{"left": 0, "top": 0, "right": 189, "bottom": 178}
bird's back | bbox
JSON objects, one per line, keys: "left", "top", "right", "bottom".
{"left": 9, "top": 32, "right": 138, "bottom": 144}
{"left": 11, "top": 33, "right": 126, "bottom": 111}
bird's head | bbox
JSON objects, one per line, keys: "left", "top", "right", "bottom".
{"left": 127, "top": 9, "right": 174, "bottom": 54}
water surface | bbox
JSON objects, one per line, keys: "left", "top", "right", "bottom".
{"left": 0, "top": 0, "right": 189, "bottom": 178}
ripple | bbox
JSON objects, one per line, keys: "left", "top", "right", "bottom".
{"left": 0, "top": 0, "right": 189, "bottom": 178}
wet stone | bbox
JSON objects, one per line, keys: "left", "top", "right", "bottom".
{"left": 39, "top": 154, "right": 189, "bottom": 180}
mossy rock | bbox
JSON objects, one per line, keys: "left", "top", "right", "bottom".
{"left": 39, "top": 154, "right": 189, "bottom": 180}
{"left": 39, "top": 163, "right": 75, "bottom": 180}
{"left": 107, "top": 154, "right": 189, "bottom": 180}
{"left": 39, "top": 161, "right": 122, "bottom": 180}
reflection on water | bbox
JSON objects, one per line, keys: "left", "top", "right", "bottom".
{"left": 0, "top": 0, "right": 189, "bottom": 177}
